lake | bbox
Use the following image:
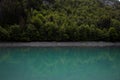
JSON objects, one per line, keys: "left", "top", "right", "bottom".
{"left": 0, "top": 47, "right": 120, "bottom": 80}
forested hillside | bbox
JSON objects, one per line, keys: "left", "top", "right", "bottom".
{"left": 0, "top": 0, "right": 120, "bottom": 41}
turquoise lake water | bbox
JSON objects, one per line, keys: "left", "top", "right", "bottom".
{"left": 0, "top": 47, "right": 120, "bottom": 80}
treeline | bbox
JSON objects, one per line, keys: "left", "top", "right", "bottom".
{"left": 0, "top": 0, "right": 120, "bottom": 42}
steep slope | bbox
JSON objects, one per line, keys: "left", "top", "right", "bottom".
{"left": 0, "top": 0, "right": 120, "bottom": 41}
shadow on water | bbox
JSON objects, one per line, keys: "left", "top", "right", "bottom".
{"left": 0, "top": 47, "right": 120, "bottom": 80}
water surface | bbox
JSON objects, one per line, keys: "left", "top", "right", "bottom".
{"left": 0, "top": 47, "right": 120, "bottom": 80}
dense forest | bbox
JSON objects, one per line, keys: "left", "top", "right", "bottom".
{"left": 0, "top": 0, "right": 120, "bottom": 42}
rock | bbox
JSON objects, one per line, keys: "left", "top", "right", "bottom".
{"left": 98, "top": 0, "right": 119, "bottom": 7}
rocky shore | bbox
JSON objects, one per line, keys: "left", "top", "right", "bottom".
{"left": 0, "top": 42, "right": 120, "bottom": 47}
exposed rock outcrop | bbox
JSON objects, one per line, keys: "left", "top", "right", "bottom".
{"left": 98, "top": 0, "right": 119, "bottom": 7}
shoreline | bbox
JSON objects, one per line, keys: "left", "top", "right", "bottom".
{"left": 0, "top": 42, "right": 120, "bottom": 47}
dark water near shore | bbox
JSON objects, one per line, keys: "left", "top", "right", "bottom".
{"left": 0, "top": 47, "right": 120, "bottom": 80}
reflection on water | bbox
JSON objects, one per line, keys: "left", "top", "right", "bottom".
{"left": 0, "top": 47, "right": 120, "bottom": 80}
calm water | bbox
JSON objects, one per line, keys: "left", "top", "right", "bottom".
{"left": 0, "top": 47, "right": 120, "bottom": 80}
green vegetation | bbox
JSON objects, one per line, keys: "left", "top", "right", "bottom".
{"left": 0, "top": 0, "right": 120, "bottom": 42}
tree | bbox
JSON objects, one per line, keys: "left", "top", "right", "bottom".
{"left": 0, "top": 26, "right": 9, "bottom": 41}
{"left": 9, "top": 25, "right": 22, "bottom": 41}
{"left": 42, "top": 22, "right": 58, "bottom": 41}
{"left": 111, "top": 19, "right": 120, "bottom": 30}
{"left": 108, "top": 27, "right": 118, "bottom": 41}
{"left": 0, "top": 0, "right": 120, "bottom": 41}
{"left": 26, "top": 0, "right": 42, "bottom": 10}
{"left": 25, "top": 24, "right": 40, "bottom": 41}
{"left": 0, "top": 0, "right": 26, "bottom": 26}
{"left": 97, "top": 15, "right": 112, "bottom": 28}
{"left": 29, "top": 10, "right": 45, "bottom": 29}
{"left": 78, "top": 24, "right": 90, "bottom": 41}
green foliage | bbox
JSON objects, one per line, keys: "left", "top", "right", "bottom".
{"left": 0, "top": 0, "right": 120, "bottom": 42}
{"left": 108, "top": 27, "right": 118, "bottom": 41}
{"left": 0, "top": 26, "right": 9, "bottom": 41}
{"left": 25, "top": 24, "right": 40, "bottom": 41}
{"left": 42, "top": 22, "right": 58, "bottom": 41}
{"left": 78, "top": 24, "right": 90, "bottom": 41}
{"left": 97, "top": 15, "right": 112, "bottom": 28}
{"left": 9, "top": 25, "right": 22, "bottom": 41}
{"left": 111, "top": 19, "right": 120, "bottom": 30}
